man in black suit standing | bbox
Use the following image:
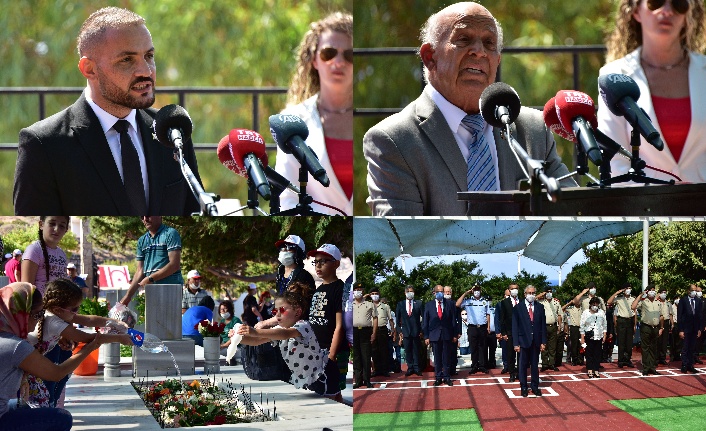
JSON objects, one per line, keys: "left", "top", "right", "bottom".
{"left": 498, "top": 283, "right": 521, "bottom": 382}
{"left": 396, "top": 285, "right": 423, "bottom": 376}
{"left": 512, "top": 285, "right": 547, "bottom": 397}
{"left": 423, "top": 284, "right": 456, "bottom": 386}
{"left": 14, "top": 6, "right": 201, "bottom": 215}
{"left": 678, "top": 284, "right": 703, "bottom": 373}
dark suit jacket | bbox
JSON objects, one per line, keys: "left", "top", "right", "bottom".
{"left": 396, "top": 298, "right": 423, "bottom": 338}
{"left": 498, "top": 296, "right": 517, "bottom": 337}
{"left": 364, "top": 89, "right": 576, "bottom": 216}
{"left": 14, "top": 92, "right": 201, "bottom": 215}
{"left": 423, "top": 299, "right": 456, "bottom": 342}
{"left": 678, "top": 296, "right": 704, "bottom": 334}
{"left": 512, "top": 300, "right": 547, "bottom": 349}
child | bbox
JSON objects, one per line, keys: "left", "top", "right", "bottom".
{"left": 26, "top": 279, "right": 132, "bottom": 407}
{"left": 237, "top": 291, "right": 340, "bottom": 399}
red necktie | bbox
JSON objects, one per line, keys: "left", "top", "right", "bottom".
{"left": 437, "top": 301, "right": 442, "bottom": 318}
{"left": 408, "top": 300, "right": 412, "bottom": 316}
{"left": 529, "top": 303, "right": 534, "bottom": 322}
{"left": 513, "top": 297, "right": 517, "bottom": 307}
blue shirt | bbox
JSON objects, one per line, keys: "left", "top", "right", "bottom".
{"left": 136, "top": 224, "right": 183, "bottom": 285}
{"left": 460, "top": 296, "right": 490, "bottom": 325}
{"left": 182, "top": 305, "right": 214, "bottom": 336}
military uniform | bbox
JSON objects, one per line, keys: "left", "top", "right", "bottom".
{"left": 614, "top": 294, "right": 636, "bottom": 367}
{"left": 566, "top": 304, "right": 583, "bottom": 365}
{"left": 637, "top": 297, "right": 663, "bottom": 374}
{"left": 657, "top": 299, "right": 673, "bottom": 364}
{"left": 539, "top": 297, "right": 562, "bottom": 369}
{"left": 353, "top": 300, "right": 377, "bottom": 387}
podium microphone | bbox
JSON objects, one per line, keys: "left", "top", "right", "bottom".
{"left": 554, "top": 90, "right": 602, "bottom": 166}
{"left": 543, "top": 97, "right": 576, "bottom": 142}
{"left": 153, "top": 104, "right": 193, "bottom": 150}
{"left": 268, "top": 114, "right": 330, "bottom": 187}
{"left": 217, "top": 130, "right": 272, "bottom": 200}
{"left": 598, "top": 73, "right": 664, "bottom": 151}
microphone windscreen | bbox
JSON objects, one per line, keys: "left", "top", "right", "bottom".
{"left": 542, "top": 97, "right": 576, "bottom": 142}
{"left": 555, "top": 90, "right": 598, "bottom": 133}
{"left": 598, "top": 73, "right": 641, "bottom": 117}
{"left": 268, "top": 114, "right": 309, "bottom": 154}
{"left": 153, "top": 104, "right": 193, "bottom": 147}
{"left": 217, "top": 129, "right": 269, "bottom": 178}
{"left": 479, "top": 82, "right": 521, "bottom": 128}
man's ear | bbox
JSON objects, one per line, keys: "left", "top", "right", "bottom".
{"left": 420, "top": 43, "right": 436, "bottom": 71}
{"left": 78, "top": 56, "right": 96, "bottom": 80}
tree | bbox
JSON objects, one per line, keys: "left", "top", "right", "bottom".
{"left": 0, "top": 219, "right": 79, "bottom": 258}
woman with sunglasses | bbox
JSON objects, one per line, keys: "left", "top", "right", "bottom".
{"left": 274, "top": 11, "right": 353, "bottom": 216}
{"left": 599, "top": 0, "right": 706, "bottom": 183}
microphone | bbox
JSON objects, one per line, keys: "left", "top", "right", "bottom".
{"left": 153, "top": 104, "right": 193, "bottom": 149}
{"left": 479, "top": 82, "right": 521, "bottom": 127}
{"left": 598, "top": 73, "right": 664, "bottom": 151}
{"left": 554, "top": 90, "right": 603, "bottom": 166}
{"left": 268, "top": 114, "right": 330, "bottom": 187}
{"left": 217, "top": 129, "right": 271, "bottom": 200}
{"left": 542, "top": 97, "right": 576, "bottom": 142}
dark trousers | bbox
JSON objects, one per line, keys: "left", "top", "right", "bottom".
{"left": 353, "top": 327, "right": 373, "bottom": 385}
{"left": 640, "top": 323, "right": 659, "bottom": 372}
{"left": 518, "top": 341, "right": 541, "bottom": 391}
{"left": 616, "top": 317, "right": 634, "bottom": 365}
{"left": 499, "top": 337, "right": 507, "bottom": 368}
{"left": 44, "top": 344, "right": 72, "bottom": 407}
{"left": 486, "top": 332, "right": 497, "bottom": 368}
{"left": 402, "top": 333, "right": 421, "bottom": 373}
{"left": 371, "top": 326, "right": 389, "bottom": 375}
{"left": 431, "top": 339, "right": 452, "bottom": 380}
{"left": 682, "top": 328, "right": 699, "bottom": 368}
{"left": 504, "top": 333, "right": 519, "bottom": 374}
{"left": 658, "top": 321, "right": 672, "bottom": 362}
{"left": 469, "top": 325, "right": 487, "bottom": 369}
{"left": 672, "top": 323, "right": 683, "bottom": 362}
{"left": 542, "top": 324, "right": 557, "bottom": 367}
{"left": 602, "top": 331, "right": 615, "bottom": 362}
{"left": 695, "top": 330, "right": 705, "bottom": 360}
{"left": 569, "top": 325, "right": 583, "bottom": 364}
{"left": 585, "top": 338, "right": 603, "bottom": 372}
{"left": 389, "top": 337, "right": 401, "bottom": 372}
{"left": 555, "top": 331, "right": 565, "bottom": 365}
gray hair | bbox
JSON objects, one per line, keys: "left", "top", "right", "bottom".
{"left": 524, "top": 285, "right": 536, "bottom": 294}
{"left": 77, "top": 7, "right": 146, "bottom": 56}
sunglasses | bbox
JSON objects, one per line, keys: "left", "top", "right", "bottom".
{"left": 319, "top": 47, "right": 353, "bottom": 63}
{"left": 312, "top": 259, "right": 335, "bottom": 266}
{"left": 271, "top": 307, "right": 291, "bottom": 316}
{"left": 279, "top": 244, "right": 299, "bottom": 252}
{"left": 646, "top": 0, "right": 690, "bottom": 14}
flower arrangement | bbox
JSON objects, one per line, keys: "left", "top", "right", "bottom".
{"left": 195, "top": 320, "right": 225, "bottom": 338}
{"left": 134, "top": 378, "right": 273, "bottom": 428}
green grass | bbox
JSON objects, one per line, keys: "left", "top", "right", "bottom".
{"left": 610, "top": 394, "right": 706, "bottom": 431}
{"left": 353, "top": 409, "right": 482, "bottom": 431}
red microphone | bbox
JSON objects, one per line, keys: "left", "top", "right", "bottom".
{"left": 217, "top": 129, "right": 271, "bottom": 200}
{"left": 554, "top": 90, "right": 602, "bottom": 166}
{"left": 543, "top": 97, "right": 576, "bottom": 142}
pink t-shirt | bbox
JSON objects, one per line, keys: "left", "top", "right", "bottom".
{"left": 22, "top": 240, "right": 67, "bottom": 296}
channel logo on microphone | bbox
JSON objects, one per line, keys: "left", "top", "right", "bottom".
{"left": 559, "top": 91, "right": 592, "bottom": 106}
{"left": 607, "top": 73, "right": 633, "bottom": 84}
{"left": 234, "top": 129, "right": 264, "bottom": 144}
{"left": 277, "top": 114, "right": 301, "bottom": 123}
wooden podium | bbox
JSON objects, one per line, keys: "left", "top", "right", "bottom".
{"left": 458, "top": 183, "right": 706, "bottom": 216}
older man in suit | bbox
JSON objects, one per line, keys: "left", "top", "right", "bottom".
{"left": 13, "top": 7, "right": 201, "bottom": 215}
{"left": 423, "top": 285, "right": 457, "bottom": 386}
{"left": 498, "top": 283, "right": 521, "bottom": 382}
{"left": 363, "top": 2, "right": 574, "bottom": 216}
{"left": 512, "top": 285, "right": 547, "bottom": 397}
{"left": 678, "top": 284, "right": 703, "bottom": 373}
{"left": 396, "top": 285, "right": 424, "bottom": 376}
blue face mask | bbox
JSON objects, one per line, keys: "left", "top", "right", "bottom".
{"left": 435, "top": 292, "right": 444, "bottom": 301}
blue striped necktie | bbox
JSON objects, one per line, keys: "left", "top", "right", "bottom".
{"left": 461, "top": 114, "right": 496, "bottom": 191}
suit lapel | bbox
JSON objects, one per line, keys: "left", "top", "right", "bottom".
{"left": 71, "top": 94, "right": 133, "bottom": 212}
{"left": 137, "top": 109, "right": 163, "bottom": 214}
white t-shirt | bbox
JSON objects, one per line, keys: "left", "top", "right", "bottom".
{"left": 272, "top": 320, "right": 328, "bottom": 389}
{"left": 27, "top": 311, "right": 70, "bottom": 354}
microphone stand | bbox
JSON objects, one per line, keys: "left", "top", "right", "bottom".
{"left": 596, "top": 129, "right": 674, "bottom": 187}
{"left": 565, "top": 145, "right": 600, "bottom": 187}
{"left": 174, "top": 147, "right": 219, "bottom": 216}
{"left": 270, "top": 165, "right": 329, "bottom": 216}
{"left": 226, "top": 180, "right": 270, "bottom": 216}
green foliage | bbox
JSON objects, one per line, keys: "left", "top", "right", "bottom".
{"left": 120, "top": 343, "right": 132, "bottom": 357}
{"left": 78, "top": 297, "right": 109, "bottom": 317}
{"left": 0, "top": 220, "right": 78, "bottom": 258}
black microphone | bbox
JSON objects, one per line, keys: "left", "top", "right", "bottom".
{"left": 264, "top": 166, "right": 300, "bottom": 194}
{"left": 268, "top": 114, "right": 330, "bottom": 187}
{"left": 153, "top": 104, "right": 193, "bottom": 149}
{"left": 479, "top": 82, "right": 521, "bottom": 128}
{"left": 598, "top": 73, "right": 664, "bottom": 151}
{"left": 555, "top": 90, "right": 602, "bottom": 166}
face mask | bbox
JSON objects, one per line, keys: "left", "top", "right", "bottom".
{"left": 510, "top": 289, "right": 518, "bottom": 297}
{"left": 189, "top": 283, "right": 200, "bottom": 290}
{"left": 675, "top": 298, "right": 679, "bottom": 304}
{"left": 697, "top": 291, "right": 703, "bottom": 298}
{"left": 473, "top": 291, "right": 481, "bottom": 298}
{"left": 647, "top": 291, "right": 656, "bottom": 298}
{"left": 435, "top": 292, "right": 444, "bottom": 301}
{"left": 406, "top": 292, "right": 414, "bottom": 300}
{"left": 461, "top": 313, "right": 468, "bottom": 320}
{"left": 444, "top": 294, "right": 452, "bottom": 300}
{"left": 526, "top": 294, "right": 535, "bottom": 303}
{"left": 546, "top": 292, "right": 552, "bottom": 300}
{"left": 371, "top": 294, "right": 380, "bottom": 302}
{"left": 589, "top": 288, "right": 596, "bottom": 296}
{"left": 689, "top": 290, "right": 697, "bottom": 298}
{"left": 590, "top": 305, "right": 598, "bottom": 312}
{"left": 659, "top": 293, "right": 666, "bottom": 300}
{"left": 220, "top": 312, "right": 231, "bottom": 320}
{"left": 624, "top": 289, "right": 631, "bottom": 296}
{"left": 278, "top": 251, "right": 295, "bottom": 266}
{"left": 353, "top": 291, "right": 363, "bottom": 299}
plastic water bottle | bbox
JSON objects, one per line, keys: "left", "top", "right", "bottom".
{"left": 127, "top": 328, "right": 167, "bottom": 353}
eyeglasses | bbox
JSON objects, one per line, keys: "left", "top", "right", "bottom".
{"left": 312, "top": 259, "right": 335, "bottom": 266}
{"left": 279, "top": 244, "right": 298, "bottom": 252}
{"left": 271, "top": 307, "right": 290, "bottom": 316}
{"left": 319, "top": 47, "right": 353, "bottom": 63}
{"left": 646, "top": 0, "right": 690, "bottom": 14}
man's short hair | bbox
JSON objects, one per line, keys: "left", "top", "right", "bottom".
{"left": 419, "top": 4, "right": 504, "bottom": 51}
{"left": 77, "top": 7, "right": 146, "bottom": 56}
{"left": 198, "top": 295, "right": 215, "bottom": 310}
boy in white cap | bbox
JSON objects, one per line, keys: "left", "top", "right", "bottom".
{"left": 182, "top": 269, "right": 208, "bottom": 314}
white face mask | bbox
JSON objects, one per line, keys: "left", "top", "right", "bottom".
{"left": 526, "top": 294, "right": 535, "bottom": 303}
{"left": 510, "top": 289, "right": 518, "bottom": 297}
{"left": 659, "top": 293, "right": 666, "bottom": 300}
{"left": 624, "top": 289, "right": 631, "bottom": 296}
{"left": 353, "top": 291, "right": 363, "bottom": 299}
{"left": 589, "top": 288, "right": 596, "bottom": 296}
{"left": 546, "top": 292, "right": 552, "bottom": 300}
{"left": 406, "top": 292, "right": 414, "bottom": 300}
{"left": 473, "top": 291, "right": 481, "bottom": 298}
{"left": 675, "top": 298, "right": 680, "bottom": 304}
{"left": 697, "top": 291, "right": 703, "bottom": 298}
{"left": 278, "top": 251, "right": 295, "bottom": 266}
{"left": 371, "top": 294, "right": 380, "bottom": 302}
{"left": 647, "top": 291, "right": 656, "bottom": 298}
{"left": 220, "top": 312, "right": 231, "bottom": 320}
{"left": 189, "top": 282, "right": 200, "bottom": 290}
{"left": 590, "top": 305, "right": 598, "bottom": 312}
{"left": 444, "top": 294, "right": 452, "bottom": 300}
{"left": 461, "top": 313, "right": 467, "bottom": 320}
{"left": 689, "top": 290, "right": 697, "bottom": 298}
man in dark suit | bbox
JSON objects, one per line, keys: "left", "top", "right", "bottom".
{"left": 363, "top": 2, "right": 575, "bottom": 216}
{"left": 678, "top": 284, "right": 703, "bottom": 373}
{"left": 396, "top": 285, "right": 424, "bottom": 376}
{"left": 13, "top": 7, "right": 201, "bottom": 215}
{"left": 512, "top": 285, "right": 547, "bottom": 397}
{"left": 423, "top": 285, "right": 456, "bottom": 386}
{"left": 498, "top": 284, "right": 521, "bottom": 382}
